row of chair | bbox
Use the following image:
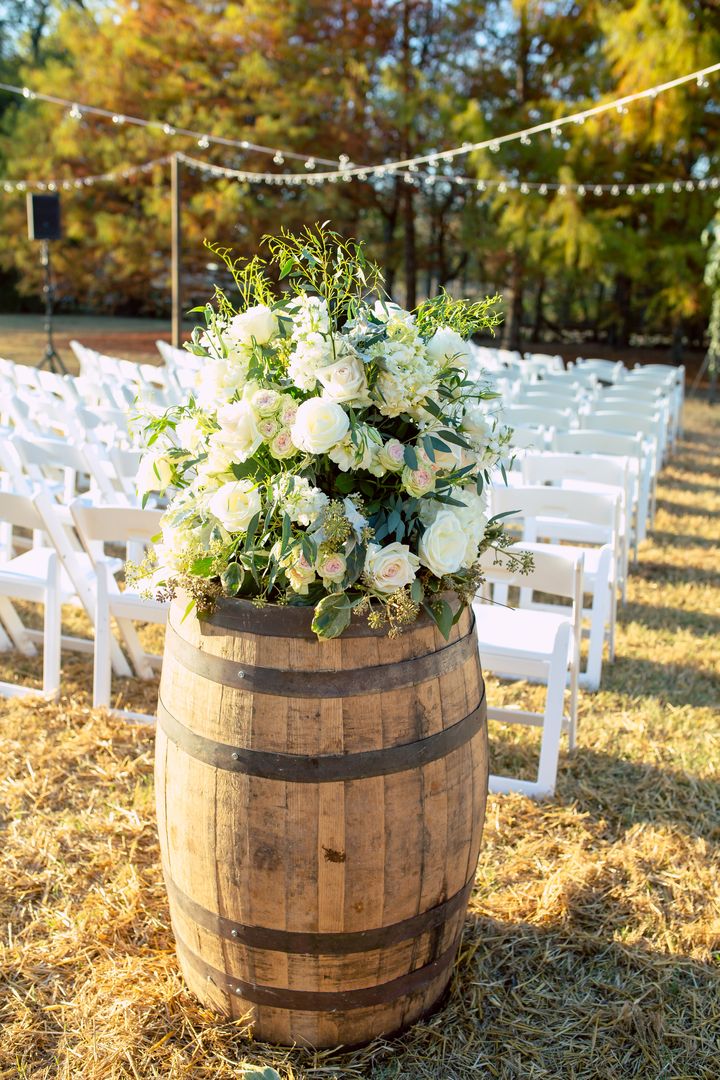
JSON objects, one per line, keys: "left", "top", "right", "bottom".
{"left": 468, "top": 360, "right": 681, "bottom": 797}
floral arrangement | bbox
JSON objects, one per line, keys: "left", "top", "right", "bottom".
{"left": 133, "top": 224, "right": 527, "bottom": 640}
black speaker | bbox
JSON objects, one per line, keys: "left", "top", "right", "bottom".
{"left": 27, "top": 193, "right": 62, "bottom": 241}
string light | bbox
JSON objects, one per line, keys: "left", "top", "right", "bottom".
{"left": 1, "top": 60, "right": 717, "bottom": 184}
{"left": 0, "top": 150, "right": 717, "bottom": 200}
{"left": 0, "top": 81, "right": 341, "bottom": 167}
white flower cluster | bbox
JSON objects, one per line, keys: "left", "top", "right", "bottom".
{"left": 134, "top": 265, "right": 508, "bottom": 639}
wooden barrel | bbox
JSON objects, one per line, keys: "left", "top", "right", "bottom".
{"left": 155, "top": 595, "right": 488, "bottom": 1048}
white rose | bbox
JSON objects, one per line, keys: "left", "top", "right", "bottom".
{"left": 291, "top": 398, "right": 350, "bottom": 455}
{"left": 317, "top": 353, "right": 370, "bottom": 405}
{"left": 137, "top": 451, "right": 173, "bottom": 496}
{"left": 216, "top": 400, "right": 263, "bottom": 462}
{"left": 462, "top": 406, "right": 493, "bottom": 443}
{"left": 226, "top": 304, "right": 278, "bottom": 346}
{"left": 175, "top": 416, "right": 205, "bottom": 451}
{"left": 426, "top": 327, "right": 472, "bottom": 369}
{"left": 418, "top": 510, "right": 468, "bottom": 578}
{"left": 195, "top": 357, "right": 248, "bottom": 408}
{"left": 208, "top": 479, "right": 262, "bottom": 533}
{"left": 364, "top": 542, "right": 420, "bottom": 595}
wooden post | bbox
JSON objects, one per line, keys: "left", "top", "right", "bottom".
{"left": 171, "top": 153, "right": 182, "bottom": 348}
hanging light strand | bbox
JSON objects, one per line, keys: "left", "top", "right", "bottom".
{"left": 1, "top": 59, "right": 718, "bottom": 183}
{"left": 0, "top": 151, "right": 717, "bottom": 198}
{"left": 0, "top": 81, "right": 340, "bottom": 168}
{"left": 0, "top": 156, "right": 171, "bottom": 193}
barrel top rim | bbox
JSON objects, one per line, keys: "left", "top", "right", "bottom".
{"left": 194, "top": 593, "right": 463, "bottom": 639}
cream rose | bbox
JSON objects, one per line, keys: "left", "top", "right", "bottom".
{"left": 317, "top": 353, "right": 370, "bottom": 405}
{"left": 418, "top": 511, "right": 468, "bottom": 578}
{"left": 286, "top": 552, "right": 316, "bottom": 595}
{"left": 137, "top": 451, "right": 173, "bottom": 496}
{"left": 317, "top": 552, "right": 347, "bottom": 586}
{"left": 377, "top": 438, "right": 406, "bottom": 472}
{"left": 268, "top": 428, "right": 298, "bottom": 459}
{"left": 364, "top": 542, "right": 420, "bottom": 595}
{"left": 291, "top": 398, "right": 349, "bottom": 455}
{"left": 251, "top": 388, "right": 282, "bottom": 417}
{"left": 401, "top": 463, "right": 436, "bottom": 498}
{"left": 426, "top": 327, "right": 472, "bottom": 369}
{"left": 216, "top": 400, "right": 263, "bottom": 462}
{"left": 226, "top": 304, "right": 278, "bottom": 346}
{"left": 208, "top": 479, "right": 262, "bottom": 533}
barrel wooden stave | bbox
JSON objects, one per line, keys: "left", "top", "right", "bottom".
{"left": 156, "top": 598, "right": 487, "bottom": 1047}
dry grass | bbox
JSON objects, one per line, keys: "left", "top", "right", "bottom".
{"left": 1, "top": 400, "right": 719, "bottom": 1079}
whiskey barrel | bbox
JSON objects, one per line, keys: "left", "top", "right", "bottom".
{"left": 155, "top": 595, "right": 488, "bottom": 1048}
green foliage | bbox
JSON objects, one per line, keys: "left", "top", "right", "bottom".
{"left": 414, "top": 289, "right": 503, "bottom": 339}
{"left": 265, "top": 223, "right": 384, "bottom": 324}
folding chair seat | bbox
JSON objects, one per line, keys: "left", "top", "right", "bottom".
{"left": 473, "top": 547, "right": 583, "bottom": 798}
{"left": 70, "top": 499, "right": 166, "bottom": 722}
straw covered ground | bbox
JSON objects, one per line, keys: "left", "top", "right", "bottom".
{"left": 0, "top": 400, "right": 718, "bottom": 1079}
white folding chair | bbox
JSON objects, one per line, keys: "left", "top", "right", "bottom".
{"left": 551, "top": 428, "right": 650, "bottom": 559}
{"left": 490, "top": 484, "right": 621, "bottom": 691}
{"left": 12, "top": 434, "right": 118, "bottom": 505}
{"left": 503, "top": 404, "right": 576, "bottom": 432}
{"left": 521, "top": 450, "right": 631, "bottom": 603}
{"left": 0, "top": 492, "right": 61, "bottom": 699}
{"left": 70, "top": 499, "right": 166, "bottom": 722}
{"left": 474, "top": 547, "right": 584, "bottom": 799}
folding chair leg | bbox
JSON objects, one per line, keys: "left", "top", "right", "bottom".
{"left": 93, "top": 565, "right": 112, "bottom": 709}
{"left": 536, "top": 624, "right": 571, "bottom": 797}
{"left": 115, "top": 617, "right": 154, "bottom": 680}
{"left": 42, "top": 554, "right": 61, "bottom": 700}
{"left": 0, "top": 596, "right": 37, "bottom": 656}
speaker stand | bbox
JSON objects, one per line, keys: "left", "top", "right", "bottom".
{"left": 36, "top": 240, "right": 67, "bottom": 375}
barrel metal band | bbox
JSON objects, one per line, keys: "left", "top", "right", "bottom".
{"left": 165, "top": 872, "right": 474, "bottom": 955}
{"left": 165, "top": 616, "right": 476, "bottom": 697}
{"left": 157, "top": 689, "right": 485, "bottom": 782}
{"left": 175, "top": 929, "right": 461, "bottom": 1011}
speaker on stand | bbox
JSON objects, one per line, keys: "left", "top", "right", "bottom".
{"left": 26, "top": 193, "right": 67, "bottom": 374}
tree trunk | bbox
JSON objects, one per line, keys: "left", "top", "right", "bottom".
{"left": 611, "top": 273, "right": 633, "bottom": 348}
{"left": 532, "top": 277, "right": 545, "bottom": 339}
{"left": 671, "top": 322, "right": 684, "bottom": 363}
{"left": 403, "top": 184, "right": 417, "bottom": 308}
{"left": 504, "top": 252, "right": 524, "bottom": 351}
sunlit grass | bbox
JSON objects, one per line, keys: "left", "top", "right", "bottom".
{"left": 0, "top": 399, "right": 718, "bottom": 1078}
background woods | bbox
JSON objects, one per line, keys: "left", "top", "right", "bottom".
{"left": 1, "top": 0, "right": 719, "bottom": 354}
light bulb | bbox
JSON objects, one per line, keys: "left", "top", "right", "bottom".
{"left": 611, "top": 184, "right": 620, "bottom": 195}
{"left": 594, "top": 186, "right": 603, "bottom": 196}
{"left": 520, "top": 134, "right": 531, "bottom": 146}
{"left": 577, "top": 184, "right": 586, "bottom": 196}
{"left": 197, "top": 136, "right": 210, "bottom": 149}
{"left": 112, "top": 114, "right": 125, "bottom": 124}
{"left": 163, "top": 123, "right": 176, "bottom": 135}
{"left": 69, "top": 104, "right": 82, "bottom": 120}
{"left": 304, "top": 157, "right": 316, "bottom": 170}
{"left": 627, "top": 184, "right": 635, "bottom": 195}
{"left": 539, "top": 184, "right": 548, "bottom": 195}
{"left": 273, "top": 152, "right": 284, "bottom": 165}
